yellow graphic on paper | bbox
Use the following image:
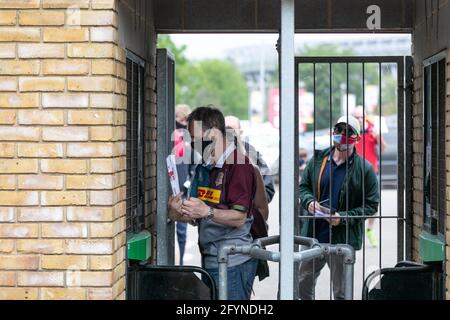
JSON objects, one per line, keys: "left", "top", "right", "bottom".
{"left": 197, "top": 187, "right": 221, "bottom": 204}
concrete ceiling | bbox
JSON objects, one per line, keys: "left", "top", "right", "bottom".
{"left": 154, "top": 0, "right": 413, "bottom": 33}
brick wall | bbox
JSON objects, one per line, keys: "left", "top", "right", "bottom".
{"left": 0, "top": 0, "right": 131, "bottom": 300}
{"left": 412, "top": 0, "right": 450, "bottom": 299}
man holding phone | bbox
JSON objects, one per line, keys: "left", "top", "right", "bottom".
{"left": 298, "top": 115, "right": 379, "bottom": 300}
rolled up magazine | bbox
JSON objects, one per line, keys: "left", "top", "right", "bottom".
{"left": 166, "top": 155, "right": 180, "bottom": 196}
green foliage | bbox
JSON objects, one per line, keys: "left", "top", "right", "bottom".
{"left": 185, "top": 59, "right": 249, "bottom": 119}
{"left": 157, "top": 35, "right": 249, "bottom": 119}
{"left": 296, "top": 44, "right": 392, "bottom": 130}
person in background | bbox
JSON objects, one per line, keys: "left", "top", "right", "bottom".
{"left": 174, "top": 104, "right": 192, "bottom": 265}
{"left": 298, "top": 147, "right": 308, "bottom": 178}
{"left": 224, "top": 116, "right": 275, "bottom": 203}
{"left": 352, "top": 106, "right": 387, "bottom": 248}
{"left": 298, "top": 115, "right": 379, "bottom": 300}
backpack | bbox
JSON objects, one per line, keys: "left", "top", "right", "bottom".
{"left": 221, "top": 162, "right": 270, "bottom": 281}
{"left": 249, "top": 166, "right": 269, "bottom": 239}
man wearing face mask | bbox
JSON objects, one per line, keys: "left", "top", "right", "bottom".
{"left": 297, "top": 115, "right": 379, "bottom": 300}
{"left": 168, "top": 105, "right": 258, "bottom": 300}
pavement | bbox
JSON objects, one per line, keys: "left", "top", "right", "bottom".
{"left": 176, "top": 186, "right": 399, "bottom": 300}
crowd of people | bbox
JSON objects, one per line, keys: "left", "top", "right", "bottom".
{"left": 168, "top": 103, "right": 385, "bottom": 300}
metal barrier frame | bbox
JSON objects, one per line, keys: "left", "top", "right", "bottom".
{"left": 295, "top": 55, "right": 408, "bottom": 262}
{"left": 217, "top": 236, "right": 355, "bottom": 300}
{"left": 293, "top": 56, "right": 412, "bottom": 299}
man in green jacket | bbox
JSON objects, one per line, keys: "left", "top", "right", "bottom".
{"left": 298, "top": 115, "right": 379, "bottom": 300}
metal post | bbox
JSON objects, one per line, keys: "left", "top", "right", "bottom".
{"left": 397, "top": 58, "right": 405, "bottom": 262}
{"left": 156, "top": 49, "right": 176, "bottom": 265}
{"left": 217, "top": 238, "right": 355, "bottom": 300}
{"left": 217, "top": 245, "right": 234, "bottom": 300}
{"left": 279, "top": 0, "right": 295, "bottom": 300}
{"left": 338, "top": 245, "right": 355, "bottom": 300}
{"left": 343, "top": 262, "right": 355, "bottom": 300}
{"left": 218, "top": 260, "right": 228, "bottom": 300}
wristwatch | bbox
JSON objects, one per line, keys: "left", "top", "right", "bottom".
{"left": 206, "top": 206, "right": 215, "bottom": 220}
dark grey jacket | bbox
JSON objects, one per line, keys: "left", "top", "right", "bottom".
{"left": 243, "top": 141, "right": 275, "bottom": 203}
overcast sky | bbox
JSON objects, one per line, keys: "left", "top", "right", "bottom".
{"left": 170, "top": 33, "right": 411, "bottom": 60}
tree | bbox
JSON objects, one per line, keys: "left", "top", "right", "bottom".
{"left": 297, "top": 44, "right": 381, "bottom": 130}
{"left": 185, "top": 59, "right": 249, "bottom": 119}
{"left": 157, "top": 35, "right": 195, "bottom": 108}
{"left": 157, "top": 35, "right": 249, "bottom": 119}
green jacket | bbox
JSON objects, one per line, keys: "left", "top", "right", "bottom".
{"left": 299, "top": 147, "right": 379, "bottom": 250}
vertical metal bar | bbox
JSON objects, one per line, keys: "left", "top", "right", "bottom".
{"left": 378, "top": 63, "right": 382, "bottom": 269}
{"left": 156, "top": 49, "right": 175, "bottom": 265}
{"left": 362, "top": 62, "right": 366, "bottom": 286}
{"left": 404, "top": 56, "right": 413, "bottom": 260}
{"left": 167, "top": 59, "right": 176, "bottom": 265}
{"left": 312, "top": 63, "right": 317, "bottom": 300}
{"left": 218, "top": 259, "right": 228, "bottom": 300}
{"left": 279, "top": 0, "right": 295, "bottom": 300}
{"left": 423, "top": 66, "right": 430, "bottom": 230}
{"left": 328, "top": 62, "right": 333, "bottom": 300}
{"left": 137, "top": 63, "right": 144, "bottom": 230}
{"left": 397, "top": 58, "right": 405, "bottom": 262}
{"left": 342, "top": 63, "right": 350, "bottom": 301}
{"left": 293, "top": 58, "right": 300, "bottom": 301}
{"left": 134, "top": 0, "right": 137, "bottom": 30}
{"left": 125, "top": 58, "right": 132, "bottom": 299}
{"left": 131, "top": 61, "right": 135, "bottom": 233}
{"left": 343, "top": 263, "right": 354, "bottom": 300}
{"left": 345, "top": 63, "right": 349, "bottom": 245}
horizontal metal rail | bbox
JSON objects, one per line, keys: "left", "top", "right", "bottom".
{"left": 217, "top": 236, "right": 355, "bottom": 300}
{"left": 296, "top": 56, "right": 404, "bottom": 64}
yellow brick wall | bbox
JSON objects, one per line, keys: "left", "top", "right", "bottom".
{"left": 0, "top": 0, "right": 131, "bottom": 300}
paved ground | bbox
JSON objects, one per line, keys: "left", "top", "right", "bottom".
{"left": 176, "top": 186, "right": 399, "bottom": 300}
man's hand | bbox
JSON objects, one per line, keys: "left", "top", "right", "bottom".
{"left": 329, "top": 212, "right": 341, "bottom": 226}
{"left": 181, "top": 197, "right": 210, "bottom": 219}
{"left": 308, "top": 201, "right": 321, "bottom": 215}
{"left": 168, "top": 192, "right": 184, "bottom": 220}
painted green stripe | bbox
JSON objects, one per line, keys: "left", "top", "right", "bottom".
{"left": 231, "top": 204, "right": 248, "bottom": 212}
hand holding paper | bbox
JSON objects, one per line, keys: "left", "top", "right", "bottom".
{"left": 308, "top": 201, "right": 330, "bottom": 216}
{"left": 308, "top": 200, "right": 341, "bottom": 225}
{"left": 313, "top": 205, "right": 331, "bottom": 217}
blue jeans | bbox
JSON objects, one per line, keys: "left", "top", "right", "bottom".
{"left": 204, "top": 258, "right": 258, "bottom": 300}
{"left": 176, "top": 222, "right": 187, "bottom": 265}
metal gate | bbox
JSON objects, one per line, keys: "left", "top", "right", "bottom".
{"left": 294, "top": 56, "right": 413, "bottom": 299}
{"left": 126, "top": 52, "right": 146, "bottom": 234}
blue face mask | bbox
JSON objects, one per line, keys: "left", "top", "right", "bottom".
{"left": 332, "top": 134, "right": 343, "bottom": 144}
{"left": 299, "top": 159, "right": 305, "bottom": 166}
